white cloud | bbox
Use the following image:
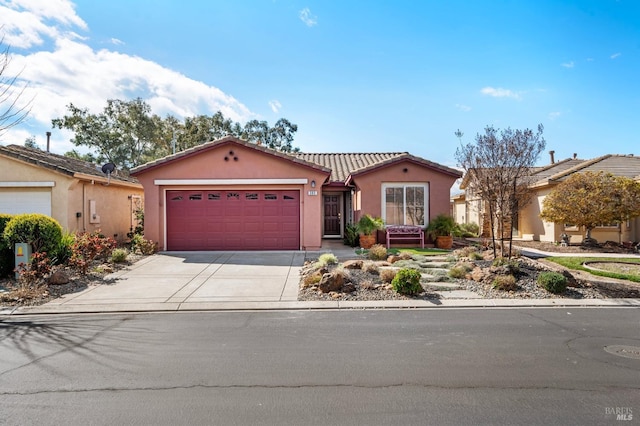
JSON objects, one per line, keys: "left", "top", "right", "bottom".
{"left": 480, "top": 86, "right": 521, "bottom": 100}
{"left": 0, "top": 0, "right": 255, "bottom": 153}
{"left": 268, "top": 100, "right": 282, "bottom": 113}
{"left": 455, "top": 103, "right": 471, "bottom": 112}
{"left": 299, "top": 8, "right": 317, "bottom": 27}
{"left": 561, "top": 61, "right": 574, "bottom": 68}
{"left": 610, "top": 52, "right": 621, "bottom": 59}
{"left": 548, "top": 111, "right": 562, "bottom": 120}
{"left": 109, "top": 38, "right": 124, "bottom": 46}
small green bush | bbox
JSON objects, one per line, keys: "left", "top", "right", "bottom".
{"left": 453, "top": 222, "right": 480, "bottom": 238}
{"left": 3, "top": 214, "right": 63, "bottom": 255}
{"left": 130, "top": 234, "right": 157, "bottom": 255}
{"left": 368, "top": 244, "right": 388, "bottom": 261}
{"left": 537, "top": 271, "right": 567, "bottom": 294}
{"left": 391, "top": 268, "right": 423, "bottom": 295}
{"left": 0, "top": 214, "right": 14, "bottom": 277}
{"left": 469, "top": 251, "right": 484, "bottom": 260}
{"left": 448, "top": 265, "right": 471, "bottom": 279}
{"left": 111, "top": 248, "right": 129, "bottom": 263}
{"left": 492, "top": 274, "right": 517, "bottom": 291}
{"left": 52, "top": 231, "right": 74, "bottom": 265}
{"left": 343, "top": 223, "right": 360, "bottom": 247}
{"left": 318, "top": 253, "right": 338, "bottom": 266}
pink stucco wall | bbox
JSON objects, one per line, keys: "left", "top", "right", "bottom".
{"left": 351, "top": 159, "right": 459, "bottom": 224}
{"left": 132, "top": 141, "right": 329, "bottom": 250}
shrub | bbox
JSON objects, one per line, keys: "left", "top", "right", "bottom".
{"left": 303, "top": 270, "right": 323, "bottom": 287}
{"left": 368, "top": 244, "right": 387, "bottom": 261}
{"left": 469, "top": 251, "right": 484, "bottom": 260}
{"left": 343, "top": 223, "right": 360, "bottom": 247}
{"left": 537, "top": 271, "right": 568, "bottom": 294}
{"left": 17, "top": 251, "right": 52, "bottom": 288}
{"left": 0, "top": 214, "right": 14, "bottom": 277}
{"left": 492, "top": 257, "right": 520, "bottom": 275}
{"left": 318, "top": 253, "right": 338, "bottom": 266}
{"left": 380, "top": 268, "right": 397, "bottom": 283}
{"left": 111, "top": 248, "right": 129, "bottom": 263}
{"left": 68, "top": 231, "right": 117, "bottom": 275}
{"left": 492, "top": 274, "right": 517, "bottom": 291}
{"left": 52, "top": 231, "right": 74, "bottom": 265}
{"left": 3, "top": 214, "right": 63, "bottom": 255}
{"left": 448, "top": 265, "right": 471, "bottom": 279}
{"left": 391, "top": 268, "right": 423, "bottom": 295}
{"left": 453, "top": 222, "right": 480, "bottom": 238}
{"left": 130, "top": 234, "right": 157, "bottom": 255}
{"left": 362, "top": 261, "right": 379, "bottom": 275}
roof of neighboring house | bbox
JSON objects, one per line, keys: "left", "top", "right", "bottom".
{"left": 528, "top": 158, "right": 585, "bottom": 187}
{"left": 0, "top": 144, "right": 140, "bottom": 184}
{"left": 544, "top": 154, "right": 640, "bottom": 182}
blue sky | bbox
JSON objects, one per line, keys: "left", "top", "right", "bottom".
{"left": 1, "top": 0, "right": 639, "bottom": 170}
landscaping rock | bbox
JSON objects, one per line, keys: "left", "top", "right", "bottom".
{"left": 318, "top": 272, "right": 344, "bottom": 293}
{"left": 341, "top": 283, "right": 356, "bottom": 293}
{"left": 342, "top": 259, "right": 363, "bottom": 269}
{"left": 48, "top": 270, "right": 70, "bottom": 285}
{"left": 387, "top": 255, "right": 401, "bottom": 263}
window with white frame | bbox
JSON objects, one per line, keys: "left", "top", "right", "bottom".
{"left": 382, "top": 183, "right": 428, "bottom": 226}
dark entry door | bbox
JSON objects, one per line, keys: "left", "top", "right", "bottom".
{"left": 323, "top": 195, "right": 341, "bottom": 236}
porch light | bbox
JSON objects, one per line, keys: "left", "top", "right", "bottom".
{"left": 311, "top": 180, "right": 316, "bottom": 188}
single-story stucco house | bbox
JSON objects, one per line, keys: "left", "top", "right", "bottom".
{"left": 0, "top": 144, "right": 144, "bottom": 242}
{"left": 453, "top": 153, "right": 640, "bottom": 244}
{"left": 131, "top": 136, "right": 462, "bottom": 251}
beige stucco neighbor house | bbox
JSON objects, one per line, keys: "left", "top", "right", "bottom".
{"left": 453, "top": 154, "right": 640, "bottom": 244}
{"left": 0, "top": 144, "right": 144, "bottom": 242}
{"left": 131, "top": 136, "right": 462, "bottom": 251}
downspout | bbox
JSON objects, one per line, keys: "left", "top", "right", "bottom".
{"left": 82, "top": 182, "right": 87, "bottom": 232}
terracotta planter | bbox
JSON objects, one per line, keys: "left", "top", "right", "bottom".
{"left": 359, "top": 234, "right": 376, "bottom": 249}
{"left": 435, "top": 235, "right": 453, "bottom": 249}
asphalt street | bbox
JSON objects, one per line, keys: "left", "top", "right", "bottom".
{"left": 1, "top": 308, "right": 639, "bottom": 425}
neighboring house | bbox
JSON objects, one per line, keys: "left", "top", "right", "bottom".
{"left": 453, "top": 153, "right": 640, "bottom": 243}
{"left": 0, "top": 145, "right": 144, "bottom": 242}
{"left": 131, "top": 136, "right": 461, "bottom": 251}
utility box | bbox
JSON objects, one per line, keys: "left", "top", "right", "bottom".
{"left": 14, "top": 243, "right": 32, "bottom": 279}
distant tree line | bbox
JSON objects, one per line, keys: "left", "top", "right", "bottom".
{"left": 51, "top": 98, "right": 299, "bottom": 170}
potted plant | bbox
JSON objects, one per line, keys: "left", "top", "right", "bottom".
{"left": 426, "top": 214, "right": 456, "bottom": 249}
{"left": 357, "top": 214, "right": 384, "bottom": 249}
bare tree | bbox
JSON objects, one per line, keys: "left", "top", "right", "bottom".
{"left": 0, "top": 33, "right": 31, "bottom": 137}
{"left": 455, "top": 125, "right": 546, "bottom": 258}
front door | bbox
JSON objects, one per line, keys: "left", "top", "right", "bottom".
{"left": 323, "top": 194, "right": 341, "bottom": 237}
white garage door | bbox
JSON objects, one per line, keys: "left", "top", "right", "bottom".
{"left": 0, "top": 190, "right": 52, "bottom": 216}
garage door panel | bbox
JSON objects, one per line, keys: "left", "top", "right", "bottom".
{"left": 167, "top": 190, "right": 300, "bottom": 250}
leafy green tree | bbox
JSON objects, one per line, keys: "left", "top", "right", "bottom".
{"left": 540, "top": 171, "right": 640, "bottom": 243}
{"left": 455, "top": 125, "right": 545, "bottom": 257}
{"left": 24, "top": 135, "right": 40, "bottom": 149}
{"left": 64, "top": 149, "right": 97, "bottom": 163}
{"left": 53, "top": 98, "right": 300, "bottom": 169}
{"left": 52, "top": 98, "right": 161, "bottom": 170}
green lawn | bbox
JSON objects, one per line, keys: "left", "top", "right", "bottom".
{"left": 546, "top": 256, "right": 640, "bottom": 283}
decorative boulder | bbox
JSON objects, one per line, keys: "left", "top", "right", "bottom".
{"left": 342, "top": 259, "right": 363, "bottom": 269}
{"left": 48, "top": 270, "right": 70, "bottom": 285}
{"left": 318, "top": 272, "right": 344, "bottom": 293}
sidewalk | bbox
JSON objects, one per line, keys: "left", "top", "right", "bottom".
{"left": 2, "top": 244, "right": 640, "bottom": 316}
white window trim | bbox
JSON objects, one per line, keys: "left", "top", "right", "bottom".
{"left": 381, "top": 182, "right": 429, "bottom": 227}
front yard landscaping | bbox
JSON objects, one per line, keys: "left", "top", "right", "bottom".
{"left": 299, "top": 243, "right": 640, "bottom": 301}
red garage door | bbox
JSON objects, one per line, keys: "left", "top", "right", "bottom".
{"left": 166, "top": 190, "right": 300, "bottom": 250}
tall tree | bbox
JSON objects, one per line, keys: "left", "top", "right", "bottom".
{"left": 24, "top": 135, "right": 40, "bottom": 149}
{"left": 455, "top": 125, "right": 546, "bottom": 257}
{"left": 241, "top": 118, "right": 299, "bottom": 153}
{"left": 52, "top": 98, "right": 161, "bottom": 170}
{"left": 0, "top": 33, "right": 31, "bottom": 138}
{"left": 540, "top": 171, "right": 640, "bottom": 244}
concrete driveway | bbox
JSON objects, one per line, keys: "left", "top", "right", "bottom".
{"left": 40, "top": 251, "right": 306, "bottom": 312}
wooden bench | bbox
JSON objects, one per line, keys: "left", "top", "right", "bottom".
{"left": 386, "top": 225, "right": 424, "bottom": 249}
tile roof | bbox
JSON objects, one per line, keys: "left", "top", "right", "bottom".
{"left": 529, "top": 158, "right": 585, "bottom": 185}
{"left": 545, "top": 154, "right": 640, "bottom": 182}
{"left": 0, "top": 144, "right": 140, "bottom": 184}
{"left": 131, "top": 136, "right": 331, "bottom": 175}
{"left": 294, "top": 152, "right": 407, "bottom": 182}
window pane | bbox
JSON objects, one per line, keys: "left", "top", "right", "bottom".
{"left": 385, "top": 187, "right": 403, "bottom": 225}
{"left": 405, "top": 187, "right": 424, "bottom": 226}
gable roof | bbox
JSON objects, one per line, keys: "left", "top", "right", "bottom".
{"left": 0, "top": 144, "right": 140, "bottom": 185}
{"left": 545, "top": 154, "right": 640, "bottom": 182}
{"left": 131, "top": 136, "right": 331, "bottom": 176}
{"left": 294, "top": 152, "right": 405, "bottom": 182}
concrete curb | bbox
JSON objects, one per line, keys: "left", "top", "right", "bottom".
{"left": 3, "top": 297, "right": 639, "bottom": 316}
